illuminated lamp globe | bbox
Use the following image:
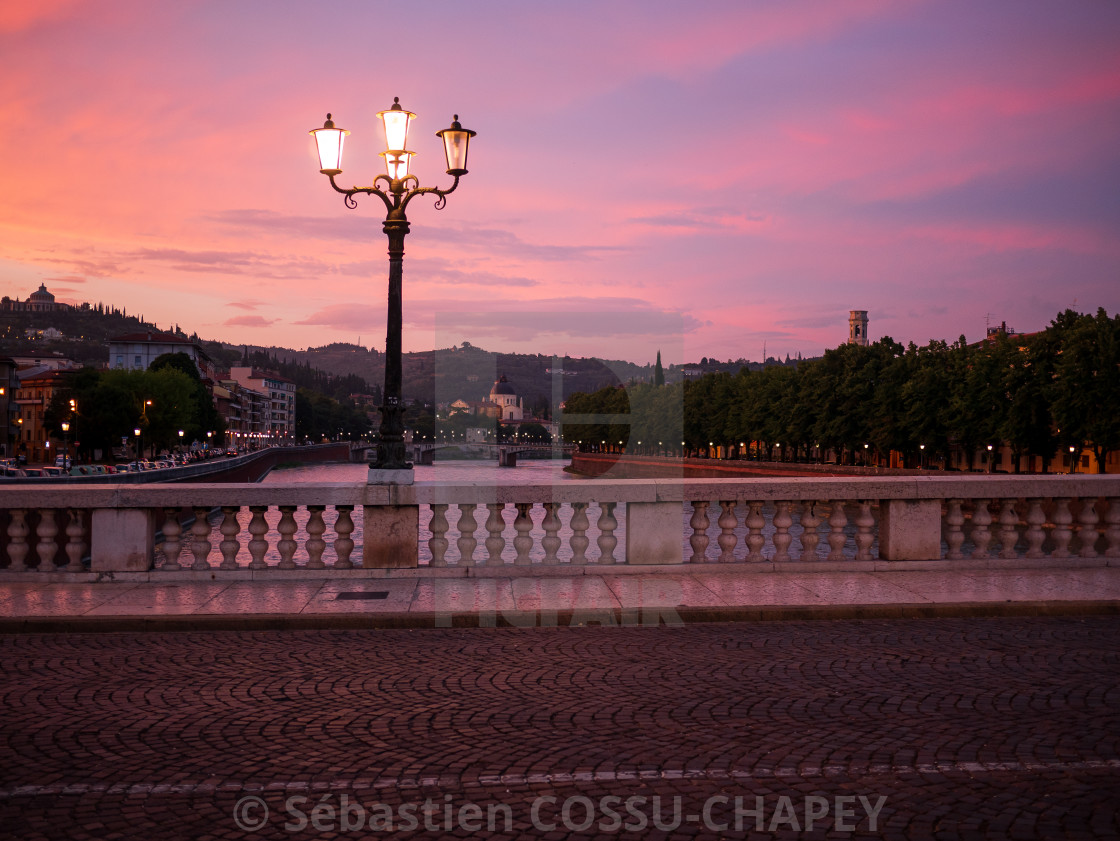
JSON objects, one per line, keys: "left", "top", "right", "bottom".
{"left": 377, "top": 96, "right": 415, "bottom": 154}
{"left": 436, "top": 115, "right": 477, "bottom": 176}
{"left": 309, "top": 114, "right": 349, "bottom": 175}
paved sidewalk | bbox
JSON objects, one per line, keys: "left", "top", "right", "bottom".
{"left": 3, "top": 617, "right": 1119, "bottom": 839}
{"left": 2, "top": 564, "right": 1119, "bottom": 632}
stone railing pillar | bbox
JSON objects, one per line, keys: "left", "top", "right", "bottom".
{"left": 91, "top": 508, "right": 155, "bottom": 572}
{"left": 363, "top": 504, "right": 418, "bottom": 568}
{"left": 880, "top": 499, "right": 942, "bottom": 561}
{"left": 626, "top": 501, "right": 683, "bottom": 565}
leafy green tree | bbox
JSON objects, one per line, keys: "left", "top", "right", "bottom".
{"left": 1049, "top": 308, "right": 1120, "bottom": 472}
{"left": 898, "top": 340, "right": 953, "bottom": 467}
{"left": 149, "top": 352, "right": 225, "bottom": 445}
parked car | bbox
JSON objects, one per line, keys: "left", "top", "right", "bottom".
{"left": 22, "top": 468, "right": 45, "bottom": 477}
{"left": 54, "top": 455, "right": 71, "bottom": 469}
{"left": 41, "top": 467, "right": 64, "bottom": 477}
{"left": 0, "top": 467, "right": 27, "bottom": 478}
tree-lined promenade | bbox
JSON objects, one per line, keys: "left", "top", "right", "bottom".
{"left": 562, "top": 309, "right": 1120, "bottom": 474}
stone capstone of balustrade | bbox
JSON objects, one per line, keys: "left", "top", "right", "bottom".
{"left": 1, "top": 476, "right": 1118, "bottom": 573}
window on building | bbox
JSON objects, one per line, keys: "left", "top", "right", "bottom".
{"left": 134, "top": 356, "right": 141, "bottom": 366}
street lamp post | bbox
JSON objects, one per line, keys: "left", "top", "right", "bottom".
{"left": 61, "top": 421, "right": 70, "bottom": 469}
{"left": 311, "top": 99, "right": 476, "bottom": 484}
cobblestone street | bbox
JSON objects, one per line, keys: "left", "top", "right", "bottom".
{"left": 2, "top": 617, "right": 1118, "bottom": 840}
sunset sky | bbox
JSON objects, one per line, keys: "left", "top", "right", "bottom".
{"left": 2, "top": 0, "right": 1118, "bottom": 366}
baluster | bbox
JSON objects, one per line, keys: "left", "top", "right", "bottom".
{"left": 428, "top": 504, "right": 450, "bottom": 567}
{"left": 6, "top": 509, "right": 29, "bottom": 572}
{"left": 333, "top": 506, "right": 355, "bottom": 569}
{"left": 541, "top": 503, "right": 562, "bottom": 564}
{"left": 247, "top": 505, "right": 270, "bottom": 569}
{"left": 716, "top": 501, "right": 738, "bottom": 563}
{"left": 569, "top": 502, "right": 590, "bottom": 566}
{"left": 65, "top": 509, "right": 86, "bottom": 572}
{"left": 456, "top": 503, "right": 478, "bottom": 566}
{"left": 513, "top": 503, "right": 534, "bottom": 565}
{"left": 945, "top": 499, "right": 965, "bottom": 559}
{"left": 1023, "top": 499, "right": 1046, "bottom": 558}
{"left": 799, "top": 501, "right": 821, "bottom": 561}
{"left": 970, "top": 499, "right": 992, "bottom": 559}
{"left": 1077, "top": 498, "right": 1099, "bottom": 559}
{"left": 161, "top": 508, "right": 183, "bottom": 570}
{"left": 219, "top": 506, "right": 242, "bottom": 570}
{"left": 688, "top": 501, "right": 710, "bottom": 563}
{"left": 36, "top": 509, "right": 58, "bottom": 573}
{"left": 855, "top": 501, "right": 875, "bottom": 560}
{"left": 746, "top": 501, "right": 766, "bottom": 562}
{"left": 596, "top": 502, "right": 618, "bottom": 564}
{"left": 190, "top": 506, "right": 213, "bottom": 570}
{"left": 826, "top": 500, "right": 848, "bottom": 561}
{"left": 484, "top": 503, "right": 506, "bottom": 566}
{"left": 305, "top": 505, "right": 327, "bottom": 569}
{"left": 1051, "top": 498, "right": 1073, "bottom": 559}
{"left": 997, "top": 499, "right": 1020, "bottom": 559}
{"left": 276, "top": 506, "right": 297, "bottom": 569}
{"left": 772, "top": 501, "right": 793, "bottom": 562}
{"left": 1103, "top": 498, "right": 1120, "bottom": 558}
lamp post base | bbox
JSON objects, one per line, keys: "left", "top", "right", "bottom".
{"left": 367, "top": 467, "right": 414, "bottom": 485}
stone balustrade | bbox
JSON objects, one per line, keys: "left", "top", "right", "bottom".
{"left": 1, "top": 476, "right": 1118, "bottom": 577}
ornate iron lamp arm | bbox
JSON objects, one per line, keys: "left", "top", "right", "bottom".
{"left": 400, "top": 174, "right": 462, "bottom": 213}
{"left": 326, "top": 173, "right": 395, "bottom": 214}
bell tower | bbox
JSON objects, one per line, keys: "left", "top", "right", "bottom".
{"left": 848, "top": 310, "right": 868, "bottom": 347}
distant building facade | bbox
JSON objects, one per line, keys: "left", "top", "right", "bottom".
{"left": 108, "top": 331, "right": 216, "bottom": 380}
{"left": 0, "top": 283, "right": 70, "bottom": 313}
{"left": 228, "top": 367, "right": 296, "bottom": 441}
{"left": 12, "top": 368, "right": 75, "bottom": 464}
{"left": 0, "top": 357, "right": 18, "bottom": 457}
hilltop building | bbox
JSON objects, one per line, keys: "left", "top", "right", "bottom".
{"left": 1, "top": 283, "right": 71, "bottom": 313}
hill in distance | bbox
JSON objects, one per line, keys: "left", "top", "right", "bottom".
{"left": 2, "top": 304, "right": 725, "bottom": 410}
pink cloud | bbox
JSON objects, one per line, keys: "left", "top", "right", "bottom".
{"left": 223, "top": 315, "right": 275, "bottom": 329}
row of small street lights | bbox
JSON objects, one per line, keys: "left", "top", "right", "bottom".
{"left": 310, "top": 99, "right": 1095, "bottom": 478}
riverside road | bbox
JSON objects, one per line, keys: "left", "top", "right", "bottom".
{"left": 2, "top": 617, "right": 1118, "bottom": 840}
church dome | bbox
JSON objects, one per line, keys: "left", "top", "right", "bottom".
{"left": 29, "top": 284, "right": 55, "bottom": 303}
{"left": 490, "top": 375, "right": 516, "bottom": 396}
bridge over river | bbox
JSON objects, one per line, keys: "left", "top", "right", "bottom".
{"left": 351, "top": 441, "right": 575, "bottom": 467}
